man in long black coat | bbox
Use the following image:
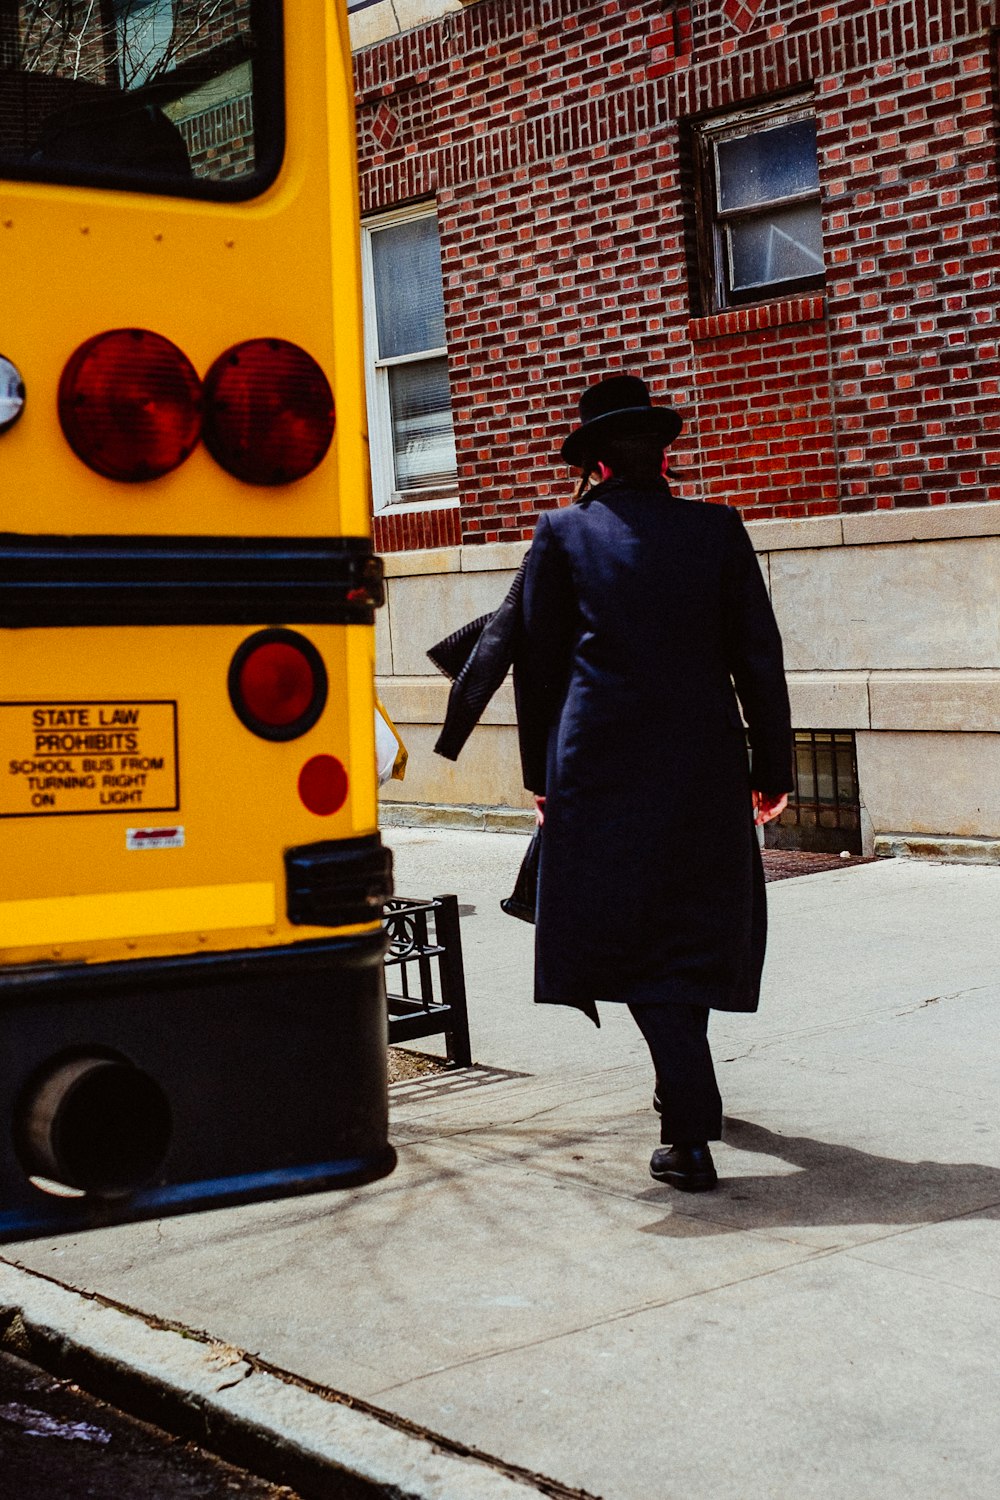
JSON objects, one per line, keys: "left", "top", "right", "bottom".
{"left": 516, "top": 375, "right": 793, "bottom": 1192}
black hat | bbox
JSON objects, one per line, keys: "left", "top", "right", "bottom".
{"left": 560, "top": 374, "right": 682, "bottom": 466}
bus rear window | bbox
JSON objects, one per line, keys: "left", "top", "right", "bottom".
{"left": 0, "top": 1, "right": 283, "bottom": 200}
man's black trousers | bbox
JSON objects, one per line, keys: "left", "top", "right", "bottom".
{"left": 628, "top": 1001, "right": 724, "bottom": 1144}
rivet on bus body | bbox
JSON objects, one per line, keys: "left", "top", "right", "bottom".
{"left": 126, "top": 940, "right": 137, "bottom": 950}
{"left": 2, "top": 219, "right": 13, "bottom": 229}
{"left": 198, "top": 934, "right": 208, "bottom": 943}
{"left": 153, "top": 232, "right": 163, "bottom": 242}
{"left": 224, "top": 238, "right": 235, "bottom": 248}
{"left": 52, "top": 948, "right": 62, "bottom": 958}
{"left": 80, "top": 226, "right": 90, "bottom": 235}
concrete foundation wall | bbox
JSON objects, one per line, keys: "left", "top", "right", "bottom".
{"left": 349, "top": 0, "right": 467, "bottom": 51}
{"left": 377, "top": 502, "right": 1000, "bottom": 855}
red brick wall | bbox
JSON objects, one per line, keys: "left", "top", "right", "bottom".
{"left": 689, "top": 297, "right": 839, "bottom": 520}
{"left": 373, "top": 505, "right": 462, "bottom": 554}
{"left": 172, "top": 0, "right": 249, "bottom": 64}
{"left": 354, "top": 0, "right": 1000, "bottom": 548}
{"left": 180, "top": 91, "right": 254, "bottom": 182}
{"left": 169, "top": 0, "right": 256, "bottom": 182}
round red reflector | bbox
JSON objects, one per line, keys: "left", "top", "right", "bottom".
{"left": 228, "top": 629, "right": 328, "bottom": 742}
{"left": 58, "top": 329, "right": 201, "bottom": 481}
{"left": 203, "top": 339, "right": 335, "bottom": 485}
{"left": 298, "top": 755, "right": 349, "bottom": 817}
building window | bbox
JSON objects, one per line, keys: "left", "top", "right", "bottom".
{"left": 361, "top": 205, "right": 458, "bottom": 512}
{"left": 765, "top": 731, "right": 862, "bottom": 855}
{"left": 114, "top": 0, "right": 175, "bottom": 90}
{"left": 695, "top": 99, "right": 824, "bottom": 312}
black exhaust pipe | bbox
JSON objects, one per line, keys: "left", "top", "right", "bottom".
{"left": 17, "top": 1054, "right": 171, "bottom": 1199}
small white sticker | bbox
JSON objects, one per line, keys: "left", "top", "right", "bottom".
{"left": 126, "top": 825, "right": 184, "bottom": 851}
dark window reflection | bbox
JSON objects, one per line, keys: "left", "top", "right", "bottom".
{"left": 0, "top": 1, "right": 281, "bottom": 198}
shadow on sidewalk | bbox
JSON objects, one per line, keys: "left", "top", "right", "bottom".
{"left": 640, "top": 1117, "right": 1000, "bottom": 1236}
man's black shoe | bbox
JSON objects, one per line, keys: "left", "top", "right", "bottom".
{"left": 649, "top": 1142, "right": 718, "bottom": 1192}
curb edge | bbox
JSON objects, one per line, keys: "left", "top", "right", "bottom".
{"left": 0, "top": 1260, "right": 593, "bottom": 1500}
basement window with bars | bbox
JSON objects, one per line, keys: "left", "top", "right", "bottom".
{"left": 694, "top": 98, "right": 825, "bottom": 312}
{"left": 764, "top": 731, "right": 863, "bottom": 856}
{"left": 361, "top": 205, "right": 459, "bottom": 512}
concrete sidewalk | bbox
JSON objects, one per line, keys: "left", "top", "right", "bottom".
{"left": 3, "top": 831, "right": 999, "bottom": 1499}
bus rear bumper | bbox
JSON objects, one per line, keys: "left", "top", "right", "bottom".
{"left": 0, "top": 930, "right": 396, "bottom": 1244}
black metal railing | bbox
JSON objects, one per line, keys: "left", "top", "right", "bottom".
{"left": 382, "top": 895, "right": 471, "bottom": 1068}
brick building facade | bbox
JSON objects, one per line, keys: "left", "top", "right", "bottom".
{"left": 352, "top": 0, "right": 1000, "bottom": 857}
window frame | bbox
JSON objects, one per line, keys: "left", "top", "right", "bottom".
{"left": 360, "top": 201, "right": 459, "bottom": 515}
{"left": 694, "top": 96, "right": 824, "bottom": 314}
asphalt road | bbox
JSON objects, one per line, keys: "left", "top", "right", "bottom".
{"left": 0, "top": 1349, "right": 302, "bottom": 1500}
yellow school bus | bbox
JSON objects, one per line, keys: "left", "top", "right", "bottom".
{"left": 0, "top": 0, "right": 395, "bottom": 1239}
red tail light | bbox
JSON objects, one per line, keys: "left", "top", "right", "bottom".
{"left": 58, "top": 329, "right": 201, "bottom": 481}
{"left": 228, "top": 629, "right": 328, "bottom": 741}
{"left": 203, "top": 339, "right": 335, "bottom": 485}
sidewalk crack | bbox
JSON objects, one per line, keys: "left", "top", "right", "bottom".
{"left": 893, "top": 981, "right": 997, "bottom": 1018}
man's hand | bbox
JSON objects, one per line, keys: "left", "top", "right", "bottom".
{"left": 534, "top": 795, "right": 546, "bottom": 827}
{"left": 752, "top": 790, "right": 788, "bottom": 826}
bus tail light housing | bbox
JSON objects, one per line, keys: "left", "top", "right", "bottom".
{"left": 203, "top": 339, "right": 335, "bottom": 485}
{"left": 58, "top": 329, "right": 202, "bottom": 481}
{"left": 228, "top": 628, "right": 328, "bottom": 741}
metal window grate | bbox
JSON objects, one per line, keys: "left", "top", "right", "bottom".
{"left": 765, "top": 730, "right": 862, "bottom": 854}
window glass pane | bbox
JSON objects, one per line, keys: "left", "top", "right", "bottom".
{"left": 0, "top": 1, "right": 280, "bottom": 197}
{"left": 727, "top": 201, "right": 824, "bottom": 290}
{"left": 372, "top": 217, "right": 447, "bottom": 360}
{"left": 116, "top": 0, "right": 173, "bottom": 90}
{"left": 794, "top": 739, "right": 815, "bottom": 803}
{"left": 716, "top": 118, "right": 819, "bottom": 212}
{"left": 814, "top": 741, "right": 836, "bottom": 805}
{"left": 388, "top": 358, "right": 457, "bottom": 493}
